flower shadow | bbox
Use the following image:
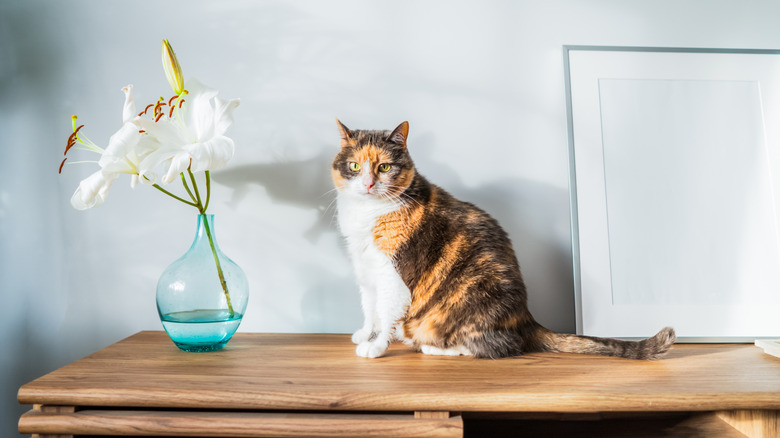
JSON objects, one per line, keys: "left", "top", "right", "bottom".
{"left": 214, "top": 147, "right": 339, "bottom": 242}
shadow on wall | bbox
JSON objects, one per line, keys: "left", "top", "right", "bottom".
{"left": 217, "top": 147, "right": 339, "bottom": 243}
{"left": 1, "top": 3, "right": 87, "bottom": 437}
{"left": 409, "top": 135, "right": 575, "bottom": 331}
{"left": 216, "top": 135, "right": 575, "bottom": 333}
{"left": 459, "top": 178, "right": 575, "bottom": 330}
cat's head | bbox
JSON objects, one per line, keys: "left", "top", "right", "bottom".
{"left": 331, "top": 120, "right": 415, "bottom": 200}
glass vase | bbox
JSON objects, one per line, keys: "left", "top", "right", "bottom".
{"left": 156, "top": 214, "right": 249, "bottom": 352}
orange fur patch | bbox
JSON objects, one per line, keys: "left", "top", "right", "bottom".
{"left": 373, "top": 184, "right": 437, "bottom": 255}
{"left": 465, "top": 210, "right": 483, "bottom": 224}
{"left": 354, "top": 146, "right": 381, "bottom": 164}
{"left": 331, "top": 168, "right": 346, "bottom": 190}
{"left": 389, "top": 166, "right": 415, "bottom": 197}
{"left": 407, "top": 233, "right": 467, "bottom": 315}
{"left": 441, "top": 275, "right": 477, "bottom": 311}
{"left": 497, "top": 312, "right": 528, "bottom": 330}
{"left": 353, "top": 145, "right": 391, "bottom": 175}
{"left": 373, "top": 203, "right": 425, "bottom": 255}
{"left": 405, "top": 312, "right": 443, "bottom": 346}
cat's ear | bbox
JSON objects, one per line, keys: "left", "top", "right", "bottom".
{"left": 388, "top": 121, "right": 409, "bottom": 149}
{"left": 336, "top": 118, "right": 354, "bottom": 148}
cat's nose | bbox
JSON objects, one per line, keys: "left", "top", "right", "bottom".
{"left": 362, "top": 175, "right": 375, "bottom": 190}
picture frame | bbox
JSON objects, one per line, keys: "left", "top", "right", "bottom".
{"left": 563, "top": 46, "right": 780, "bottom": 341}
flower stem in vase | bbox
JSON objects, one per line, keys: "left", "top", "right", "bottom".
{"left": 200, "top": 213, "right": 235, "bottom": 317}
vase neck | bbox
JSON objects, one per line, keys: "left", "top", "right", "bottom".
{"left": 192, "top": 214, "right": 219, "bottom": 251}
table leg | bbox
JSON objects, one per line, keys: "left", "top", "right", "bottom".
{"left": 718, "top": 410, "right": 779, "bottom": 438}
{"left": 26, "top": 405, "right": 76, "bottom": 438}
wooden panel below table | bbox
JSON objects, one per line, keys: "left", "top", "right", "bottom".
{"left": 20, "top": 407, "right": 463, "bottom": 438}
{"left": 20, "top": 408, "right": 780, "bottom": 437}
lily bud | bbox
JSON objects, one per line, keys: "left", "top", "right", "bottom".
{"left": 162, "top": 39, "right": 184, "bottom": 95}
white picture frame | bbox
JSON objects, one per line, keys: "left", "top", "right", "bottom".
{"left": 563, "top": 46, "right": 780, "bottom": 341}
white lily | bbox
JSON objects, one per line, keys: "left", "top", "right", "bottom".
{"left": 61, "top": 39, "right": 241, "bottom": 317}
{"left": 70, "top": 169, "right": 119, "bottom": 210}
{"left": 136, "top": 79, "right": 240, "bottom": 185}
{"left": 67, "top": 85, "right": 159, "bottom": 210}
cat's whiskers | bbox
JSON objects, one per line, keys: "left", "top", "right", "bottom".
{"left": 318, "top": 187, "right": 343, "bottom": 228}
{"left": 324, "top": 198, "right": 341, "bottom": 227}
{"left": 319, "top": 186, "right": 341, "bottom": 199}
{"left": 383, "top": 184, "right": 422, "bottom": 210}
{"left": 378, "top": 191, "right": 407, "bottom": 211}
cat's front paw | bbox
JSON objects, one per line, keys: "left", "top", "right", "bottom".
{"left": 351, "top": 328, "right": 375, "bottom": 345}
{"left": 356, "top": 340, "right": 388, "bottom": 358}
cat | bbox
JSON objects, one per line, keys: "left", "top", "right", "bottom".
{"left": 332, "top": 120, "right": 676, "bottom": 360}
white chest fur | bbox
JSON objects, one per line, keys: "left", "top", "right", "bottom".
{"left": 336, "top": 192, "right": 411, "bottom": 358}
{"left": 336, "top": 194, "right": 399, "bottom": 256}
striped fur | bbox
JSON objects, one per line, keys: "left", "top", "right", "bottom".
{"left": 333, "top": 120, "right": 675, "bottom": 360}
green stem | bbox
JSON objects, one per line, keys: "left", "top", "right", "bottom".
{"left": 199, "top": 213, "right": 235, "bottom": 317}
{"left": 155, "top": 170, "right": 235, "bottom": 318}
{"left": 152, "top": 184, "right": 198, "bottom": 207}
{"left": 187, "top": 169, "right": 234, "bottom": 318}
{"left": 204, "top": 171, "right": 212, "bottom": 212}
{"left": 187, "top": 169, "right": 203, "bottom": 208}
{"left": 180, "top": 173, "right": 197, "bottom": 204}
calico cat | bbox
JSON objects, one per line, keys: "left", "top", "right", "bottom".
{"left": 332, "top": 120, "right": 676, "bottom": 360}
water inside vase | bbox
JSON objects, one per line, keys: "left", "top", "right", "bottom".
{"left": 160, "top": 309, "right": 243, "bottom": 352}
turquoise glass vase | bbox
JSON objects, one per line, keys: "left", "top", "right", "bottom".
{"left": 156, "top": 214, "right": 249, "bottom": 352}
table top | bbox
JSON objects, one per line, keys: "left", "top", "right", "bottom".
{"left": 18, "top": 331, "right": 780, "bottom": 413}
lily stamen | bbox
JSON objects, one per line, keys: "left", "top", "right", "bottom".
{"left": 140, "top": 103, "right": 155, "bottom": 116}
{"left": 71, "top": 124, "right": 85, "bottom": 139}
{"left": 58, "top": 158, "right": 67, "bottom": 174}
{"left": 153, "top": 100, "right": 165, "bottom": 117}
{"left": 65, "top": 124, "right": 85, "bottom": 155}
{"left": 168, "top": 94, "right": 179, "bottom": 106}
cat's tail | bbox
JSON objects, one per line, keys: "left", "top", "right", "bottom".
{"left": 532, "top": 325, "right": 676, "bottom": 360}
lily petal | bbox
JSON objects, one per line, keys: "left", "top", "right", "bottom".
{"left": 162, "top": 153, "right": 192, "bottom": 185}
{"left": 134, "top": 78, "right": 239, "bottom": 184}
{"left": 187, "top": 136, "right": 234, "bottom": 173}
{"left": 70, "top": 170, "right": 118, "bottom": 210}
{"left": 213, "top": 96, "right": 240, "bottom": 137}
{"left": 122, "top": 85, "right": 136, "bottom": 124}
{"left": 99, "top": 122, "right": 142, "bottom": 175}
{"left": 183, "top": 79, "right": 219, "bottom": 142}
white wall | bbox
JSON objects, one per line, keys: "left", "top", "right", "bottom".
{"left": 3, "top": 0, "right": 779, "bottom": 434}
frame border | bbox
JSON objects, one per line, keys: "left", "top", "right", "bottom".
{"left": 562, "top": 45, "right": 780, "bottom": 340}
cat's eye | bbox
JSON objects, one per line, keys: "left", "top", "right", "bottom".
{"left": 348, "top": 162, "right": 360, "bottom": 172}
{"left": 378, "top": 164, "right": 391, "bottom": 173}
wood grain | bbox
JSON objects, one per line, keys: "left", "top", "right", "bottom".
{"left": 463, "top": 412, "right": 750, "bottom": 437}
{"left": 19, "top": 409, "right": 463, "bottom": 438}
{"left": 18, "top": 332, "right": 780, "bottom": 414}
{"left": 718, "top": 410, "right": 779, "bottom": 438}
{"left": 415, "top": 411, "right": 452, "bottom": 419}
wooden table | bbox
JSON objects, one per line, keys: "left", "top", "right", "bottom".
{"left": 18, "top": 331, "right": 780, "bottom": 437}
